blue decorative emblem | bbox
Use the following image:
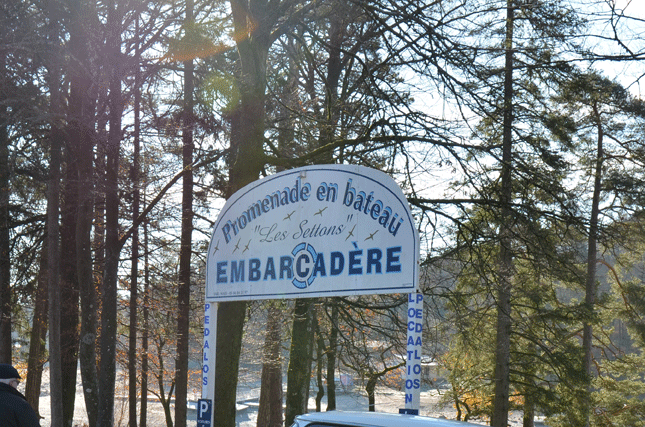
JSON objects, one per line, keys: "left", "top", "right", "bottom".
{"left": 291, "top": 243, "right": 318, "bottom": 289}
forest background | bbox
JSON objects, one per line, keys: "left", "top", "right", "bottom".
{"left": 2, "top": 0, "right": 645, "bottom": 427}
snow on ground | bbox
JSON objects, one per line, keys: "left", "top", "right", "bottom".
{"left": 31, "top": 369, "right": 545, "bottom": 426}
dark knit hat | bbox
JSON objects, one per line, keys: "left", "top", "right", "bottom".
{"left": 0, "top": 364, "right": 20, "bottom": 379}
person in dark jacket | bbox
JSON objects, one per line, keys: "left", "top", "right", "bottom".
{"left": 0, "top": 364, "right": 40, "bottom": 427}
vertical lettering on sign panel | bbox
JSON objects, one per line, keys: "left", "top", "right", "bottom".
{"left": 404, "top": 292, "right": 423, "bottom": 414}
{"left": 201, "top": 303, "right": 217, "bottom": 426}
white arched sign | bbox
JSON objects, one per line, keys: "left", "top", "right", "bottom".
{"left": 205, "top": 164, "right": 419, "bottom": 300}
{"left": 199, "top": 165, "right": 422, "bottom": 425}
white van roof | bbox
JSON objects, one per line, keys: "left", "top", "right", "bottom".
{"left": 291, "top": 410, "right": 482, "bottom": 427}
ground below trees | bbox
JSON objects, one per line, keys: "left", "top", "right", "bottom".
{"left": 32, "top": 368, "right": 546, "bottom": 426}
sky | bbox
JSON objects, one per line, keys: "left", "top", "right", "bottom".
{"left": 593, "top": 0, "right": 645, "bottom": 96}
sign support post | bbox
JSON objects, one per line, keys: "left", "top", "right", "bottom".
{"left": 400, "top": 292, "right": 423, "bottom": 415}
{"left": 198, "top": 302, "right": 217, "bottom": 427}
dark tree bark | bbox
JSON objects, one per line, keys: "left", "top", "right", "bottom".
{"left": 0, "top": 85, "right": 10, "bottom": 364}
{"left": 61, "top": 112, "right": 80, "bottom": 427}
{"left": 582, "top": 101, "right": 604, "bottom": 427}
{"left": 257, "top": 30, "right": 297, "bottom": 426}
{"left": 315, "top": 0, "right": 344, "bottom": 160}
{"left": 25, "top": 243, "right": 48, "bottom": 416}
{"left": 314, "top": 317, "right": 324, "bottom": 413}
{"left": 77, "top": 158, "right": 98, "bottom": 427}
{"left": 314, "top": 7, "right": 344, "bottom": 407}
{"left": 139, "top": 218, "right": 150, "bottom": 427}
{"left": 212, "top": 1, "right": 319, "bottom": 424}
{"left": 96, "top": 1, "right": 122, "bottom": 423}
{"left": 285, "top": 299, "right": 315, "bottom": 426}
{"left": 46, "top": 84, "right": 64, "bottom": 427}
{"left": 174, "top": 0, "right": 195, "bottom": 422}
{"left": 90, "top": 93, "right": 106, "bottom": 426}
{"left": 366, "top": 375, "right": 377, "bottom": 412}
{"left": 363, "top": 364, "right": 402, "bottom": 414}
{"left": 214, "top": 300, "right": 247, "bottom": 427}
{"left": 522, "top": 388, "right": 535, "bottom": 427}
{"left": 77, "top": 127, "right": 99, "bottom": 427}
{"left": 67, "top": 0, "right": 99, "bottom": 420}
{"left": 257, "top": 303, "right": 283, "bottom": 427}
{"left": 45, "top": 0, "right": 64, "bottom": 423}
{"left": 156, "top": 341, "right": 174, "bottom": 427}
{"left": 129, "top": 14, "right": 142, "bottom": 427}
{"left": 326, "top": 302, "right": 338, "bottom": 411}
{"left": 491, "top": 1, "right": 515, "bottom": 426}
{"left": 213, "top": 1, "right": 272, "bottom": 425}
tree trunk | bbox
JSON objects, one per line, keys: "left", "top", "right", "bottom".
{"left": 315, "top": 316, "right": 325, "bottom": 413}
{"left": 68, "top": 0, "right": 99, "bottom": 422}
{"left": 61, "top": 115, "right": 80, "bottom": 427}
{"left": 214, "top": 300, "right": 247, "bottom": 427}
{"left": 0, "top": 90, "right": 10, "bottom": 363}
{"left": 257, "top": 303, "right": 283, "bottom": 427}
{"left": 285, "top": 299, "right": 315, "bottom": 426}
{"left": 521, "top": 343, "right": 537, "bottom": 427}
{"left": 366, "top": 375, "right": 377, "bottom": 412}
{"left": 47, "top": 100, "right": 64, "bottom": 427}
{"left": 316, "top": 0, "right": 344, "bottom": 161}
{"left": 326, "top": 302, "right": 338, "bottom": 410}
{"left": 156, "top": 347, "right": 174, "bottom": 427}
{"left": 47, "top": 141, "right": 63, "bottom": 423}
{"left": 257, "top": 29, "right": 296, "bottom": 426}
{"left": 582, "top": 103, "right": 603, "bottom": 427}
{"left": 25, "top": 242, "right": 48, "bottom": 416}
{"left": 140, "top": 217, "right": 150, "bottom": 427}
{"left": 454, "top": 393, "right": 463, "bottom": 421}
{"left": 213, "top": 2, "right": 271, "bottom": 425}
{"left": 522, "top": 392, "right": 535, "bottom": 427}
{"left": 78, "top": 151, "right": 99, "bottom": 427}
{"left": 282, "top": 3, "right": 346, "bottom": 423}
{"left": 174, "top": 1, "right": 195, "bottom": 423}
{"left": 88, "top": 87, "right": 106, "bottom": 427}
{"left": 96, "top": 2, "right": 122, "bottom": 423}
{"left": 46, "top": 0, "right": 64, "bottom": 421}
{"left": 129, "top": 14, "right": 142, "bottom": 427}
{"left": 491, "top": 1, "right": 515, "bottom": 426}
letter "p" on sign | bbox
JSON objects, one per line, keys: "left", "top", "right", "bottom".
{"left": 197, "top": 399, "right": 212, "bottom": 426}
